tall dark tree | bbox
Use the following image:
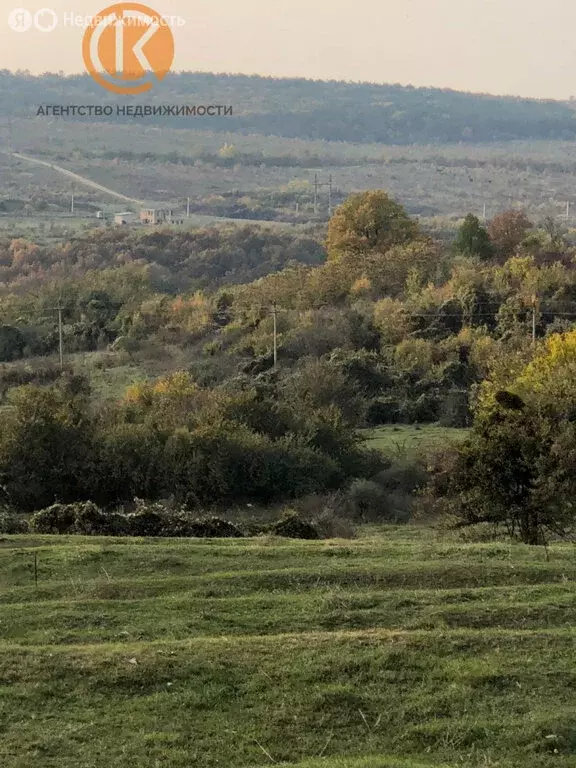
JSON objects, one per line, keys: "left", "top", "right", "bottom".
{"left": 449, "top": 396, "right": 576, "bottom": 544}
{"left": 454, "top": 214, "right": 494, "bottom": 260}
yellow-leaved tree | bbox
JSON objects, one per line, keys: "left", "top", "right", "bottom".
{"left": 326, "top": 191, "right": 420, "bottom": 261}
{"left": 515, "top": 330, "right": 576, "bottom": 417}
{"left": 124, "top": 371, "right": 218, "bottom": 430}
{"left": 449, "top": 329, "right": 576, "bottom": 543}
{"left": 475, "top": 329, "right": 576, "bottom": 419}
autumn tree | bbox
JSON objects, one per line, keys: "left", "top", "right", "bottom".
{"left": 449, "top": 329, "right": 576, "bottom": 543}
{"left": 488, "top": 210, "right": 532, "bottom": 259}
{"left": 326, "top": 191, "right": 420, "bottom": 261}
{"left": 8, "top": 238, "right": 41, "bottom": 269}
{"left": 454, "top": 214, "right": 494, "bottom": 260}
{"left": 513, "top": 329, "right": 576, "bottom": 418}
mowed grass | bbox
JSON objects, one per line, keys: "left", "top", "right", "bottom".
{"left": 0, "top": 529, "right": 575, "bottom": 767}
{"left": 362, "top": 425, "right": 469, "bottom": 458}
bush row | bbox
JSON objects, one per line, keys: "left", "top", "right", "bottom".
{"left": 0, "top": 502, "right": 320, "bottom": 540}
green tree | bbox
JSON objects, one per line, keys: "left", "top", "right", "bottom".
{"left": 454, "top": 214, "right": 494, "bottom": 260}
{"left": 96, "top": 422, "right": 164, "bottom": 505}
{"left": 0, "top": 384, "right": 96, "bottom": 511}
{"left": 326, "top": 191, "right": 420, "bottom": 261}
{"left": 450, "top": 398, "right": 576, "bottom": 544}
{"left": 281, "top": 358, "right": 366, "bottom": 426}
{"left": 0, "top": 325, "right": 26, "bottom": 362}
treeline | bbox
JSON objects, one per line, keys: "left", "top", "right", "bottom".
{"left": 0, "top": 225, "right": 325, "bottom": 292}
{"left": 3, "top": 71, "right": 576, "bottom": 144}
{"left": 0, "top": 370, "right": 382, "bottom": 512}
{"left": 98, "top": 148, "right": 361, "bottom": 169}
{"left": 2, "top": 195, "right": 576, "bottom": 430}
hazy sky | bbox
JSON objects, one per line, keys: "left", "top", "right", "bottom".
{"left": 2, "top": 0, "right": 576, "bottom": 99}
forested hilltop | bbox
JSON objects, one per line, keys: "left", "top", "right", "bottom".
{"left": 3, "top": 70, "right": 576, "bottom": 143}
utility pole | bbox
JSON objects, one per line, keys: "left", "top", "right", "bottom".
{"left": 70, "top": 188, "right": 75, "bottom": 215}
{"left": 186, "top": 196, "right": 190, "bottom": 218}
{"left": 272, "top": 304, "right": 278, "bottom": 369}
{"left": 482, "top": 202, "right": 487, "bottom": 222}
{"left": 53, "top": 296, "right": 65, "bottom": 369}
{"left": 313, "top": 173, "right": 319, "bottom": 215}
{"left": 57, "top": 302, "right": 64, "bottom": 368}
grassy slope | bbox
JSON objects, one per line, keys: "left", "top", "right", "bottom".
{"left": 0, "top": 529, "right": 575, "bottom": 767}
{"left": 362, "top": 425, "right": 469, "bottom": 458}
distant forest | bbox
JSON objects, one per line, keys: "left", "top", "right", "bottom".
{"left": 2, "top": 71, "right": 576, "bottom": 144}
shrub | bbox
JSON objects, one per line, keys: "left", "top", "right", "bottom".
{"left": 74, "top": 502, "right": 128, "bottom": 536}
{"left": 366, "top": 397, "right": 401, "bottom": 425}
{"left": 439, "top": 390, "right": 471, "bottom": 427}
{"left": 374, "top": 459, "right": 427, "bottom": 494}
{"left": 27, "top": 499, "right": 246, "bottom": 538}
{"left": 30, "top": 501, "right": 129, "bottom": 536}
{"left": 124, "top": 501, "right": 245, "bottom": 538}
{"left": 124, "top": 499, "right": 180, "bottom": 537}
{"left": 72, "top": 501, "right": 105, "bottom": 534}
{"left": 125, "top": 508, "right": 168, "bottom": 537}
{"left": 30, "top": 503, "right": 77, "bottom": 534}
{"left": 292, "top": 492, "right": 357, "bottom": 539}
{"left": 346, "top": 479, "right": 388, "bottom": 522}
{"left": 405, "top": 393, "right": 441, "bottom": 423}
{"left": 101, "top": 512, "right": 130, "bottom": 536}
{"left": 186, "top": 516, "right": 244, "bottom": 538}
{"left": 0, "top": 510, "right": 29, "bottom": 534}
{"left": 271, "top": 513, "right": 319, "bottom": 539}
{"left": 313, "top": 511, "right": 357, "bottom": 539}
{"left": 125, "top": 510, "right": 245, "bottom": 538}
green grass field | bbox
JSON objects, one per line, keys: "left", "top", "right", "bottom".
{"left": 0, "top": 527, "right": 575, "bottom": 767}
{"left": 362, "top": 425, "right": 469, "bottom": 458}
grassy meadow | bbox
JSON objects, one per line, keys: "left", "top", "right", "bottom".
{"left": 362, "top": 425, "right": 469, "bottom": 459}
{"left": 0, "top": 527, "right": 575, "bottom": 767}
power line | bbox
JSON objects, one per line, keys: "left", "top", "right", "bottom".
{"left": 258, "top": 305, "right": 576, "bottom": 319}
{"left": 48, "top": 301, "right": 65, "bottom": 369}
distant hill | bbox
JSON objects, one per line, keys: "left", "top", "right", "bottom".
{"left": 1, "top": 70, "right": 576, "bottom": 144}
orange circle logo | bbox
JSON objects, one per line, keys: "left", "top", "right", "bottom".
{"left": 83, "top": 3, "right": 174, "bottom": 95}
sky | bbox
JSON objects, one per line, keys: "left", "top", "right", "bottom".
{"left": 2, "top": 0, "right": 576, "bottom": 99}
